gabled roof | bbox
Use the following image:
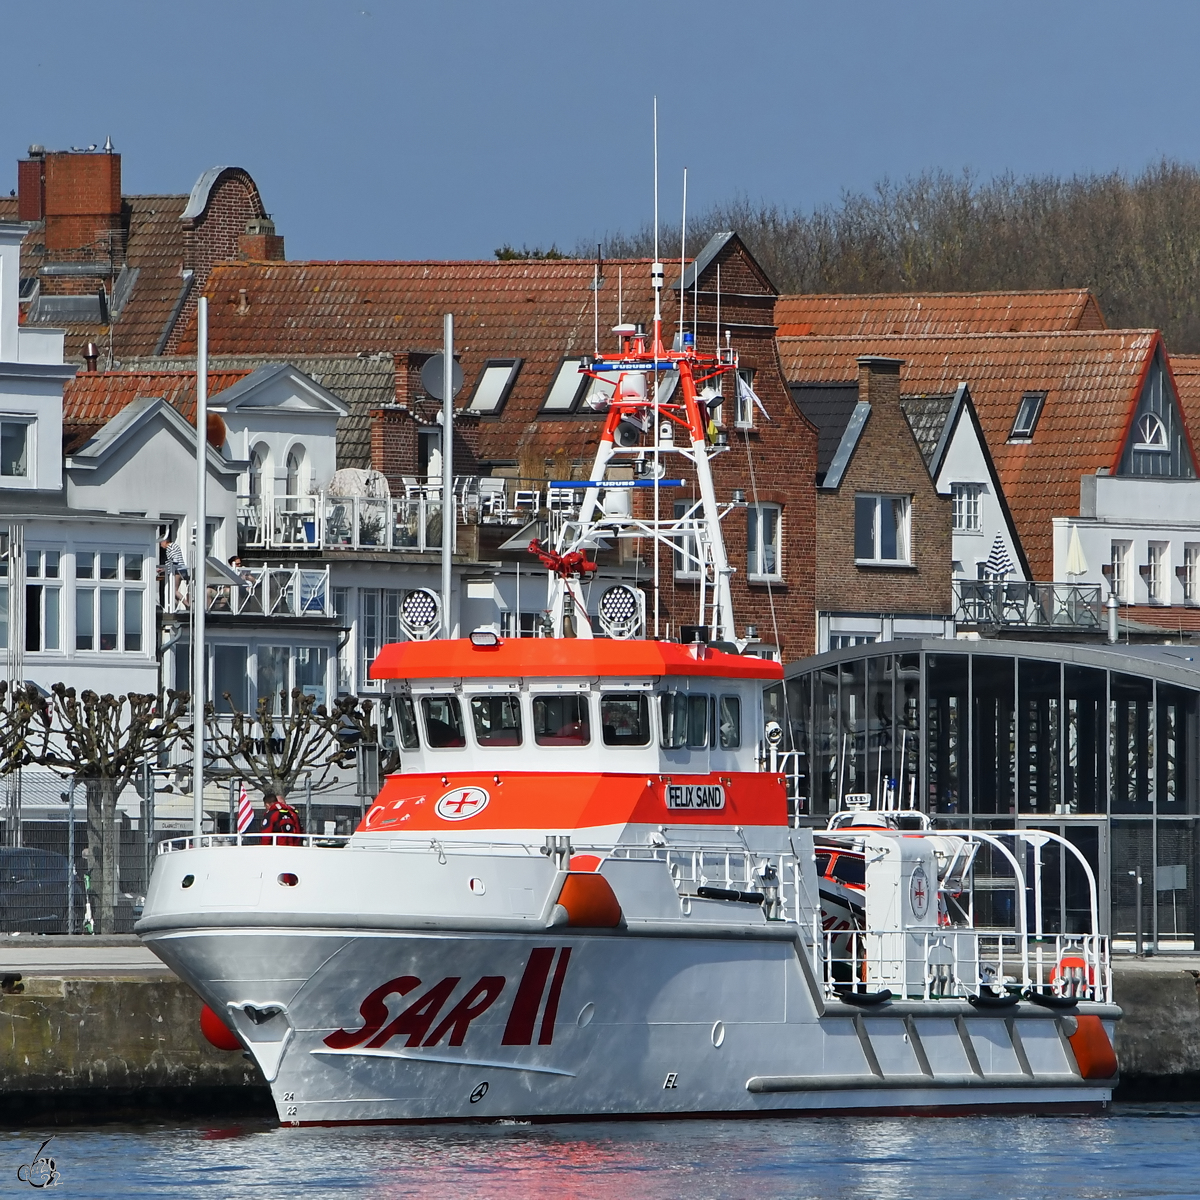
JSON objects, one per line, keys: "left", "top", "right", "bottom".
{"left": 789, "top": 382, "right": 859, "bottom": 478}
{"left": 121, "top": 353, "right": 395, "bottom": 471}
{"left": 1170, "top": 354, "right": 1200, "bottom": 448}
{"left": 776, "top": 289, "right": 1106, "bottom": 338}
{"left": 209, "top": 362, "right": 349, "bottom": 417}
{"left": 172, "top": 258, "right": 659, "bottom": 465}
{"left": 779, "top": 329, "right": 1165, "bottom": 579}
{"left": 66, "top": 396, "right": 243, "bottom": 475}
{"left": 63, "top": 368, "right": 251, "bottom": 450}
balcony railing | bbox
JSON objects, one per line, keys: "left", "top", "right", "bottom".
{"left": 237, "top": 477, "right": 580, "bottom": 553}
{"left": 162, "top": 564, "right": 332, "bottom": 618}
{"left": 953, "top": 580, "right": 1103, "bottom": 630}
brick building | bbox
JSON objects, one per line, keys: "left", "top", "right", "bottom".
{"left": 170, "top": 233, "right": 821, "bottom": 659}
{"left": 0, "top": 145, "right": 280, "bottom": 365}
{"left": 794, "top": 356, "right": 953, "bottom": 650}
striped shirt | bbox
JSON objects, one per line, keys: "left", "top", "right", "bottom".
{"left": 164, "top": 540, "right": 187, "bottom": 575}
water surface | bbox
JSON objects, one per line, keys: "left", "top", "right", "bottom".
{"left": 4, "top": 1105, "right": 1197, "bottom": 1199}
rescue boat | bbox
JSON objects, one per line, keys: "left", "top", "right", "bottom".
{"left": 137, "top": 265, "right": 1120, "bottom": 1125}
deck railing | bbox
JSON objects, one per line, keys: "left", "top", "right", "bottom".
{"left": 162, "top": 564, "right": 332, "bottom": 618}
{"left": 236, "top": 477, "right": 594, "bottom": 553}
{"left": 953, "top": 580, "right": 1103, "bottom": 630}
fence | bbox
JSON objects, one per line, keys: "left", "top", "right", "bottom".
{"left": 0, "top": 767, "right": 367, "bottom": 935}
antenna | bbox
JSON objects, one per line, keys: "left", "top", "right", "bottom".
{"left": 651, "top": 97, "right": 663, "bottom": 636}
{"left": 593, "top": 243, "right": 600, "bottom": 356}
{"left": 679, "top": 167, "right": 687, "bottom": 340}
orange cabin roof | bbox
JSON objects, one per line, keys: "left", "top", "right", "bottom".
{"left": 369, "top": 638, "right": 783, "bottom": 682}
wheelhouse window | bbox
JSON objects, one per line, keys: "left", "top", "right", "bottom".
{"left": 660, "top": 692, "right": 710, "bottom": 749}
{"left": 391, "top": 696, "right": 420, "bottom": 750}
{"left": 0, "top": 420, "right": 30, "bottom": 478}
{"left": 470, "top": 695, "right": 523, "bottom": 747}
{"left": 951, "top": 483, "right": 982, "bottom": 532}
{"left": 532, "top": 694, "right": 591, "bottom": 746}
{"left": 718, "top": 696, "right": 741, "bottom": 749}
{"left": 421, "top": 695, "right": 466, "bottom": 748}
{"left": 747, "top": 503, "right": 781, "bottom": 580}
{"left": 466, "top": 359, "right": 522, "bottom": 415}
{"left": 541, "top": 359, "right": 586, "bottom": 413}
{"left": 854, "top": 494, "right": 910, "bottom": 564}
{"left": 1010, "top": 391, "right": 1045, "bottom": 440}
{"left": 600, "top": 694, "right": 651, "bottom": 747}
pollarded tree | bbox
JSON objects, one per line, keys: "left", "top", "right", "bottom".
{"left": 204, "top": 689, "right": 385, "bottom": 809}
{"left": 26, "top": 686, "right": 188, "bottom": 934}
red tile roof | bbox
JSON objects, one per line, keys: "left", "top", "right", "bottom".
{"left": 175, "top": 258, "right": 660, "bottom": 465}
{"left": 63, "top": 368, "right": 251, "bottom": 448}
{"left": 1122, "top": 605, "right": 1200, "bottom": 633}
{"left": 775, "top": 289, "right": 1106, "bottom": 338}
{"left": 779, "top": 329, "right": 1162, "bottom": 579}
{"left": 1169, "top": 355, "right": 1200, "bottom": 449}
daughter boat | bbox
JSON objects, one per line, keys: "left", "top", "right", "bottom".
{"left": 137, "top": 277, "right": 1119, "bottom": 1125}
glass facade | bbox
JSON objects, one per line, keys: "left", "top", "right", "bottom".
{"left": 785, "top": 642, "right": 1200, "bottom": 949}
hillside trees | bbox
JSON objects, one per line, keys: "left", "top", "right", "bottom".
{"left": 587, "top": 160, "right": 1200, "bottom": 352}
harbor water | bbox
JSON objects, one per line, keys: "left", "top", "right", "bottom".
{"left": 3, "top": 1105, "right": 1197, "bottom": 1198}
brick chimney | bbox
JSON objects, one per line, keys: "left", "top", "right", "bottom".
{"left": 856, "top": 355, "right": 903, "bottom": 407}
{"left": 17, "top": 146, "right": 45, "bottom": 222}
{"left": 238, "top": 215, "right": 285, "bottom": 261}
{"left": 42, "top": 148, "right": 123, "bottom": 261}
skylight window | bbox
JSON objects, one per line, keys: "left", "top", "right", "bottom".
{"left": 1010, "top": 391, "right": 1045, "bottom": 440}
{"left": 466, "top": 359, "right": 522, "bottom": 415}
{"left": 541, "top": 358, "right": 587, "bottom": 413}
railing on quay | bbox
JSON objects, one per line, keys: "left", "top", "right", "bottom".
{"left": 162, "top": 563, "right": 332, "bottom": 618}
{"left": 954, "top": 580, "right": 1103, "bottom": 630}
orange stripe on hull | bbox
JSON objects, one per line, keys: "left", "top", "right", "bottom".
{"left": 360, "top": 772, "right": 788, "bottom": 832}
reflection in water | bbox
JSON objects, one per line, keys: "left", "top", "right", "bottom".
{"left": 1, "top": 1107, "right": 1196, "bottom": 1199}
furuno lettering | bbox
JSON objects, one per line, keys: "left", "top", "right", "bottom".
{"left": 666, "top": 783, "right": 725, "bottom": 810}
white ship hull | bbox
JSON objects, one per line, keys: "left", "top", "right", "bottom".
{"left": 139, "top": 840, "right": 1118, "bottom": 1125}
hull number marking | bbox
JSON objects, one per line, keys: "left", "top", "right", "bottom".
{"left": 323, "top": 947, "right": 572, "bottom": 1053}
{"left": 666, "top": 783, "right": 725, "bottom": 810}
{"left": 436, "top": 787, "right": 490, "bottom": 821}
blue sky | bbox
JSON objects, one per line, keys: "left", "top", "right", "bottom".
{"left": 7, "top": 1, "right": 1200, "bottom": 260}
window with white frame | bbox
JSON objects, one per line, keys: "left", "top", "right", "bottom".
{"left": 24, "top": 549, "right": 61, "bottom": 652}
{"left": 333, "top": 586, "right": 351, "bottom": 692}
{"left": 1110, "top": 540, "right": 1132, "bottom": 601}
{"left": 747, "top": 503, "right": 782, "bottom": 580}
{"left": 0, "top": 419, "right": 31, "bottom": 479}
{"left": 1146, "top": 541, "right": 1169, "bottom": 603}
{"left": 951, "top": 483, "right": 983, "bottom": 531}
{"left": 1134, "top": 412, "right": 1169, "bottom": 452}
{"left": 359, "top": 588, "right": 404, "bottom": 688}
{"left": 1186, "top": 545, "right": 1200, "bottom": 604}
{"left": 673, "top": 500, "right": 700, "bottom": 579}
{"left": 255, "top": 645, "right": 329, "bottom": 711}
{"left": 854, "top": 494, "right": 911, "bottom": 564}
{"left": 734, "top": 368, "right": 756, "bottom": 428}
{"left": 75, "top": 550, "right": 145, "bottom": 652}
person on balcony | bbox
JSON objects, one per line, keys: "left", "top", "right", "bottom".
{"left": 261, "top": 792, "right": 304, "bottom": 846}
{"left": 159, "top": 537, "right": 189, "bottom": 608}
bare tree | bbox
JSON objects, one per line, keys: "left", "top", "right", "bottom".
{"left": 585, "top": 159, "right": 1200, "bottom": 352}
{"left": 203, "top": 690, "right": 385, "bottom": 807}
{"left": 25, "top": 686, "right": 188, "bottom": 934}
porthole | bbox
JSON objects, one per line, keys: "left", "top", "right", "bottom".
{"left": 469, "top": 877, "right": 486, "bottom": 896}
{"left": 577, "top": 1002, "right": 595, "bottom": 1027}
{"left": 181, "top": 874, "right": 194, "bottom": 889}
{"left": 711, "top": 1021, "right": 726, "bottom": 1048}
{"left": 278, "top": 872, "right": 299, "bottom": 887}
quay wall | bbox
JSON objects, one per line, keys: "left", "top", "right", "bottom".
{"left": 0, "top": 974, "right": 270, "bottom": 1123}
{"left": 1112, "top": 958, "right": 1200, "bottom": 1098}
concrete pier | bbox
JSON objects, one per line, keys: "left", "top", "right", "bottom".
{"left": 0, "top": 937, "right": 270, "bottom": 1124}
{"left": 0, "top": 939, "right": 1196, "bottom": 1120}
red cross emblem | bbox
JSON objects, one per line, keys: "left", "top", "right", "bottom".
{"left": 436, "top": 786, "right": 490, "bottom": 821}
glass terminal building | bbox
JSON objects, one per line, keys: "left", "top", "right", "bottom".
{"left": 779, "top": 640, "right": 1200, "bottom": 951}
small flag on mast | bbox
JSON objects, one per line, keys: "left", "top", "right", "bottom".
{"left": 236, "top": 782, "right": 253, "bottom": 834}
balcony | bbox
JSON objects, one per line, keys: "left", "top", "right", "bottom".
{"left": 237, "top": 478, "right": 576, "bottom": 554}
{"left": 162, "top": 563, "right": 332, "bottom": 619}
{"left": 953, "top": 580, "right": 1103, "bottom": 631}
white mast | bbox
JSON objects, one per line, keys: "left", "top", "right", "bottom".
{"left": 441, "top": 313, "right": 454, "bottom": 637}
